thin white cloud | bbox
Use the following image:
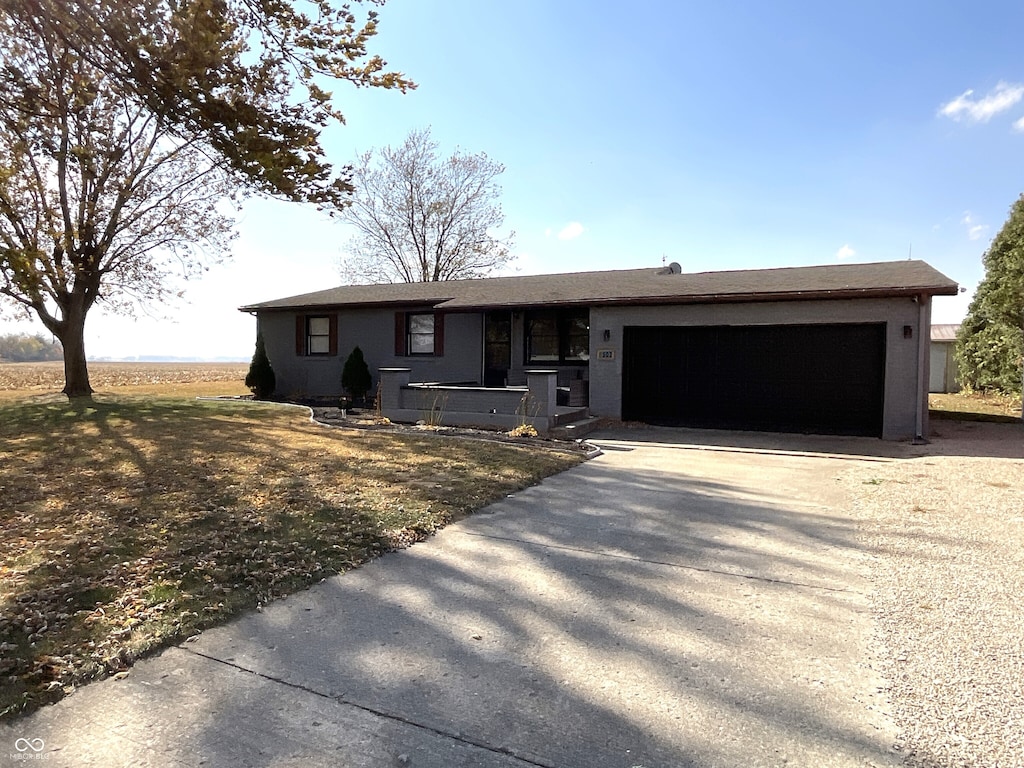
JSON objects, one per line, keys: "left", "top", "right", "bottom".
{"left": 939, "top": 81, "right": 1024, "bottom": 123}
{"left": 962, "top": 212, "right": 986, "bottom": 241}
{"left": 1014, "top": 116, "right": 1024, "bottom": 133}
{"left": 556, "top": 222, "right": 584, "bottom": 241}
{"left": 835, "top": 244, "right": 856, "bottom": 260}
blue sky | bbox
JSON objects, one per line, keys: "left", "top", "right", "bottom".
{"left": 6, "top": 0, "right": 1024, "bottom": 358}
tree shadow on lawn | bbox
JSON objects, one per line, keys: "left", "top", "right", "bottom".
{"left": 0, "top": 396, "right": 579, "bottom": 718}
{"left": 154, "top": 455, "right": 938, "bottom": 768}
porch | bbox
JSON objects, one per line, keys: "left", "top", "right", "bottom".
{"left": 378, "top": 368, "right": 590, "bottom": 434}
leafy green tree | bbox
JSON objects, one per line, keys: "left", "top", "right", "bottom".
{"left": 339, "top": 128, "right": 514, "bottom": 283}
{"left": 341, "top": 345, "right": 372, "bottom": 403}
{"left": 958, "top": 195, "right": 1024, "bottom": 395}
{"left": 245, "top": 332, "right": 276, "bottom": 400}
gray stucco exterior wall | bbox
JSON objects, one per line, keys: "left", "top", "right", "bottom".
{"left": 256, "top": 308, "right": 484, "bottom": 400}
{"left": 587, "top": 296, "right": 931, "bottom": 441}
{"left": 252, "top": 294, "right": 934, "bottom": 440}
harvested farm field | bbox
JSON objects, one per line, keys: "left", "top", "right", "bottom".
{"left": 0, "top": 361, "right": 249, "bottom": 399}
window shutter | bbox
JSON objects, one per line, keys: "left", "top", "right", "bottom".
{"left": 394, "top": 312, "right": 406, "bottom": 356}
{"left": 328, "top": 314, "right": 338, "bottom": 356}
{"left": 433, "top": 311, "right": 445, "bottom": 356}
{"left": 295, "top": 315, "right": 305, "bottom": 356}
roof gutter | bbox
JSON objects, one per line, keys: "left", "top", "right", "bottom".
{"left": 240, "top": 284, "right": 960, "bottom": 314}
{"left": 440, "top": 285, "right": 961, "bottom": 312}
{"left": 237, "top": 298, "right": 452, "bottom": 313}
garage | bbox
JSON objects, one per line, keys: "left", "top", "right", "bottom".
{"left": 621, "top": 323, "right": 887, "bottom": 436}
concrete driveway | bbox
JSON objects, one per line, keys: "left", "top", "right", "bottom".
{"left": 2, "top": 429, "right": 900, "bottom": 768}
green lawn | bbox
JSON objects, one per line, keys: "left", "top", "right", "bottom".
{"left": 929, "top": 390, "right": 1022, "bottom": 422}
{"left": 0, "top": 394, "right": 583, "bottom": 719}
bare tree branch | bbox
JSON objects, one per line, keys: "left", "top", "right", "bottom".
{"left": 339, "top": 128, "right": 514, "bottom": 284}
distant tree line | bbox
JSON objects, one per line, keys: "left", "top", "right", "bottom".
{"left": 0, "top": 332, "right": 63, "bottom": 362}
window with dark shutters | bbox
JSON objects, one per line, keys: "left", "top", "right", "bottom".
{"left": 296, "top": 314, "right": 338, "bottom": 356}
{"left": 407, "top": 313, "right": 434, "bottom": 355}
{"left": 395, "top": 311, "right": 445, "bottom": 356}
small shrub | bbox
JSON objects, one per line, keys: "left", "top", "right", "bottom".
{"left": 244, "top": 333, "right": 276, "bottom": 400}
{"left": 507, "top": 423, "right": 538, "bottom": 438}
{"left": 342, "top": 346, "right": 373, "bottom": 404}
{"left": 510, "top": 392, "right": 540, "bottom": 437}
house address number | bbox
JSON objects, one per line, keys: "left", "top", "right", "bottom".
{"left": 597, "top": 349, "right": 615, "bottom": 360}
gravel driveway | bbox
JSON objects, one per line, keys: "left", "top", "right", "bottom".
{"left": 841, "top": 420, "right": 1024, "bottom": 768}
{"left": 3, "top": 419, "right": 1019, "bottom": 768}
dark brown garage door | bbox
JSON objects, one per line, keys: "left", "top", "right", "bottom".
{"left": 622, "top": 323, "right": 886, "bottom": 436}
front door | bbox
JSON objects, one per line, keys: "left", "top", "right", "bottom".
{"left": 484, "top": 311, "right": 512, "bottom": 386}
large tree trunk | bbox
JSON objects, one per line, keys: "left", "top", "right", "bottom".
{"left": 57, "top": 309, "right": 93, "bottom": 399}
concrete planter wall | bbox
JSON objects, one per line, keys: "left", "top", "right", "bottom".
{"left": 378, "top": 368, "right": 565, "bottom": 432}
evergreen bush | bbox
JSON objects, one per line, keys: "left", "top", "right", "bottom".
{"left": 342, "top": 346, "right": 372, "bottom": 404}
{"left": 245, "top": 333, "right": 276, "bottom": 400}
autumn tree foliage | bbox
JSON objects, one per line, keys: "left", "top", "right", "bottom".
{"left": 0, "top": 0, "right": 412, "bottom": 398}
{"left": 958, "top": 195, "right": 1024, "bottom": 395}
{"left": 2, "top": 0, "right": 414, "bottom": 205}
{"left": 0, "top": 14, "right": 236, "bottom": 396}
{"left": 0, "top": 332, "right": 63, "bottom": 362}
{"left": 339, "top": 128, "right": 514, "bottom": 283}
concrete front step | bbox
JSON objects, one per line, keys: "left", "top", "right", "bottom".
{"left": 549, "top": 407, "right": 589, "bottom": 428}
{"left": 549, "top": 416, "right": 603, "bottom": 440}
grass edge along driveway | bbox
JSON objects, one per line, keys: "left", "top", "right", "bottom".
{"left": 0, "top": 395, "right": 583, "bottom": 719}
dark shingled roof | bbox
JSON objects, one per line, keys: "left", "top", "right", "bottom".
{"left": 239, "top": 260, "right": 958, "bottom": 313}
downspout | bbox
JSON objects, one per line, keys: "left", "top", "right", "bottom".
{"left": 914, "top": 294, "right": 930, "bottom": 444}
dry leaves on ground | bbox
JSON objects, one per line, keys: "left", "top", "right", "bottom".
{"left": 0, "top": 394, "right": 582, "bottom": 719}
